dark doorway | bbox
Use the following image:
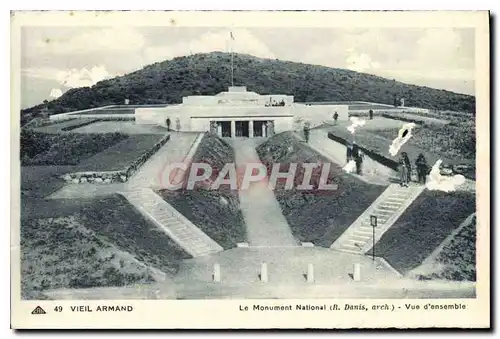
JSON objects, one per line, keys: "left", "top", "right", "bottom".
{"left": 253, "top": 120, "right": 267, "bottom": 137}
{"left": 235, "top": 121, "right": 249, "bottom": 137}
{"left": 217, "top": 121, "right": 231, "bottom": 137}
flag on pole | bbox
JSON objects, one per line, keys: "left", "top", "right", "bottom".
{"left": 230, "top": 31, "right": 235, "bottom": 40}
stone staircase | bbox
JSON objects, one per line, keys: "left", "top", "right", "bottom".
{"left": 121, "top": 188, "right": 223, "bottom": 257}
{"left": 331, "top": 183, "right": 425, "bottom": 254}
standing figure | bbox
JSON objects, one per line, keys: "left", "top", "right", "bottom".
{"left": 369, "top": 109, "right": 374, "bottom": 120}
{"left": 346, "top": 142, "right": 353, "bottom": 163}
{"left": 398, "top": 154, "right": 409, "bottom": 187}
{"left": 352, "top": 142, "right": 364, "bottom": 175}
{"left": 415, "top": 153, "right": 428, "bottom": 184}
{"left": 402, "top": 152, "right": 412, "bottom": 183}
{"left": 333, "top": 112, "right": 339, "bottom": 125}
{"left": 166, "top": 118, "right": 171, "bottom": 132}
{"left": 303, "top": 122, "right": 310, "bottom": 143}
{"left": 175, "top": 117, "right": 181, "bottom": 133}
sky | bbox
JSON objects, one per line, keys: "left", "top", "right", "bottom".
{"left": 20, "top": 26, "right": 475, "bottom": 108}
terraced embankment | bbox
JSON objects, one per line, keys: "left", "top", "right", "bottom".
{"left": 158, "top": 133, "right": 247, "bottom": 249}
{"left": 256, "top": 131, "right": 386, "bottom": 247}
{"left": 21, "top": 194, "right": 189, "bottom": 299}
{"left": 374, "top": 190, "right": 476, "bottom": 277}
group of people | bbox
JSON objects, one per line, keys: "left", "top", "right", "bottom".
{"left": 165, "top": 117, "right": 181, "bottom": 132}
{"left": 265, "top": 100, "right": 286, "bottom": 107}
{"left": 398, "top": 152, "right": 429, "bottom": 187}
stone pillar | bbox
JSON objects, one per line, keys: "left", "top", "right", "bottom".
{"left": 260, "top": 262, "right": 268, "bottom": 282}
{"left": 231, "top": 120, "right": 236, "bottom": 138}
{"left": 249, "top": 120, "right": 254, "bottom": 138}
{"left": 217, "top": 123, "right": 222, "bottom": 138}
{"left": 307, "top": 263, "right": 314, "bottom": 283}
{"left": 268, "top": 121, "right": 275, "bottom": 136}
{"left": 262, "top": 123, "right": 267, "bottom": 137}
{"left": 353, "top": 263, "right": 361, "bottom": 281}
{"left": 213, "top": 263, "right": 221, "bottom": 282}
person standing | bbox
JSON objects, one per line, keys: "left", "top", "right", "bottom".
{"left": 333, "top": 111, "right": 339, "bottom": 125}
{"left": 369, "top": 109, "right": 374, "bottom": 120}
{"left": 175, "top": 117, "right": 181, "bottom": 133}
{"left": 402, "top": 152, "right": 412, "bottom": 183}
{"left": 352, "top": 143, "right": 363, "bottom": 175}
{"left": 166, "top": 118, "right": 171, "bottom": 132}
{"left": 398, "top": 154, "right": 409, "bottom": 187}
{"left": 303, "top": 122, "right": 310, "bottom": 143}
{"left": 346, "top": 142, "right": 353, "bottom": 163}
{"left": 415, "top": 153, "right": 428, "bottom": 184}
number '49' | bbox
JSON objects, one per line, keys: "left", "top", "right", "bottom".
{"left": 54, "top": 306, "right": 63, "bottom": 312}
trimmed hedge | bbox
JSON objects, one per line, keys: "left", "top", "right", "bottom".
{"left": 60, "top": 119, "right": 101, "bottom": 131}
{"left": 381, "top": 113, "right": 425, "bottom": 125}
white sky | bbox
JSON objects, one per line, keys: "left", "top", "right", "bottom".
{"left": 20, "top": 26, "right": 475, "bottom": 108}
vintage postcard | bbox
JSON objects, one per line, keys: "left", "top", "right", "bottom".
{"left": 10, "top": 10, "right": 490, "bottom": 329}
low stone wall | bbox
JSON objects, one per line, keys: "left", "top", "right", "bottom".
{"left": 61, "top": 134, "right": 171, "bottom": 184}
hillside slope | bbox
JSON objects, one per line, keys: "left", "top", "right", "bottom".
{"left": 21, "top": 52, "right": 475, "bottom": 124}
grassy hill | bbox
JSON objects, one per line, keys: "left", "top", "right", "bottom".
{"left": 21, "top": 52, "right": 475, "bottom": 125}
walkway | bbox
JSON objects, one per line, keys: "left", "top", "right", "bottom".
{"left": 232, "top": 139, "right": 297, "bottom": 247}
{"left": 308, "top": 128, "right": 397, "bottom": 186}
{"left": 122, "top": 187, "right": 223, "bottom": 257}
{"left": 127, "top": 133, "right": 200, "bottom": 189}
{"left": 331, "top": 183, "right": 425, "bottom": 254}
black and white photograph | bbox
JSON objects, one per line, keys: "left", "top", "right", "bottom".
{"left": 10, "top": 10, "right": 490, "bottom": 329}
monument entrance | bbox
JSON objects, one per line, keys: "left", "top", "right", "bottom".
{"left": 216, "top": 121, "right": 232, "bottom": 138}
{"left": 253, "top": 120, "right": 267, "bottom": 137}
{"left": 235, "top": 121, "right": 250, "bottom": 137}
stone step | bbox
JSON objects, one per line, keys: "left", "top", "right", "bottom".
{"left": 121, "top": 187, "right": 223, "bottom": 258}
{"left": 351, "top": 233, "right": 371, "bottom": 240}
{"left": 372, "top": 209, "right": 394, "bottom": 216}
{"left": 386, "top": 198, "right": 407, "bottom": 204}
{"left": 378, "top": 203, "right": 402, "bottom": 210}
{"left": 357, "top": 227, "right": 375, "bottom": 234}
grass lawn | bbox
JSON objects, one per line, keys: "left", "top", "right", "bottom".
{"left": 371, "top": 121, "right": 475, "bottom": 162}
{"left": 21, "top": 165, "right": 75, "bottom": 199}
{"left": 382, "top": 112, "right": 450, "bottom": 125}
{"left": 75, "top": 134, "right": 166, "bottom": 171}
{"left": 21, "top": 130, "right": 128, "bottom": 166}
{"left": 71, "top": 121, "right": 167, "bottom": 134}
{"left": 159, "top": 133, "right": 246, "bottom": 249}
{"left": 257, "top": 131, "right": 386, "bottom": 247}
{"left": 374, "top": 190, "right": 476, "bottom": 275}
{"left": 21, "top": 194, "right": 190, "bottom": 298}
{"left": 32, "top": 119, "right": 99, "bottom": 134}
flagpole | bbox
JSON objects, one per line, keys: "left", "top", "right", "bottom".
{"left": 230, "top": 32, "right": 234, "bottom": 87}
{"left": 231, "top": 49, "right": 234, "bottom": 87}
